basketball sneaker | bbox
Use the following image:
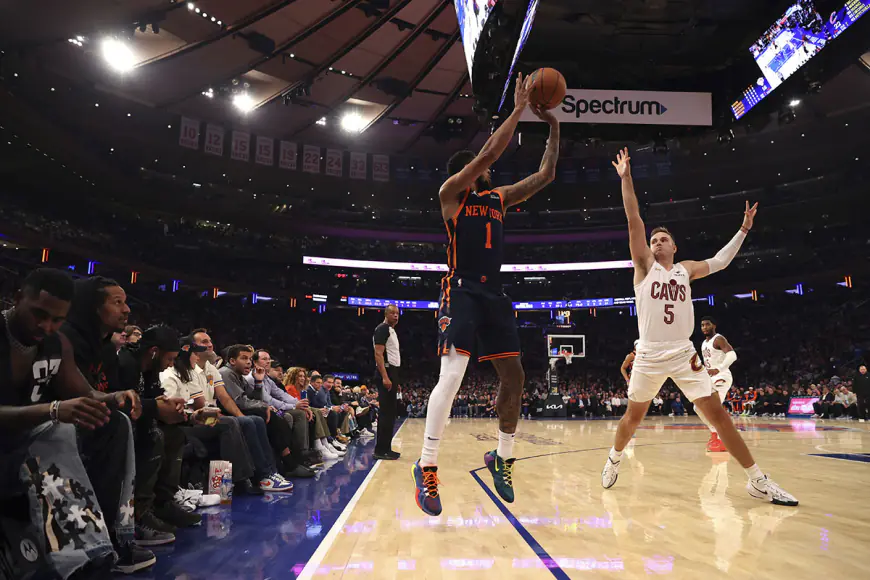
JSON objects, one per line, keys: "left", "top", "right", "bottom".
{"left": 601, "top": 456, "right": 620, "bottom": 489}
{"left": 706, "top": 432, "right": 727, "bottom": 453}
{"left": 484, "top": 450, "right": 516, "bottom": 503}
{"left": 746, "top": 475, "right": 799, "bottom": 506}
{"left": 411, "top": 460, "right": 442, "bottom": 516}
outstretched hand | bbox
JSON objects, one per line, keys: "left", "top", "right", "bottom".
{"left": 612, "top": 147, "right": 631, "bottom": 178}
{"left": 530, "top": 104, "right": 557, "bottom": 125}
{"left": 742, "top": 201, "right": 759, "bottom": 230}
{"left": 512, "top": 72, "right": 532, "bottom": 113}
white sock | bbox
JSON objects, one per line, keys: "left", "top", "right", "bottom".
{"left": 745, "top": 463, "right": 764, "bottom": 481}
{"left": 695, "top": 404, "right": 717, "bottom": 433}
{"left": 609, "top": 447, "right": 624, "bottom": 463}
{"left": 421, "top": 349, "right": 469, "bottom": 466}
{"left": 497, "top": 430, "right": 516, "bottom": 459}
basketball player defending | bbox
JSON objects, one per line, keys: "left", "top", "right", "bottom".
{"left": 412, "top": 73, "right": 560, "bottom": 515}
{"left": 699, "top": 316, "right": 737, "bottom": 452}
{"left": 601, "top": 148, "right": 798, "bottom": 506}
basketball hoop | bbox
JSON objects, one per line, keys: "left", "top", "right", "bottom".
{"left": 560, "top": 349, "right": 573, "bottom": 365}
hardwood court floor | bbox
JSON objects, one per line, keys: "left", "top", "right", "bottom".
{"left": 301, "top": 416, "right": 870, "bottom": 580}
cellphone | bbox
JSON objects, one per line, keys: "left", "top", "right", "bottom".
{"left": 301, "top": 390, "right": 308, "bottom": 400}
{"left": 202, "top": 407, "right": 220, "bottom": 418}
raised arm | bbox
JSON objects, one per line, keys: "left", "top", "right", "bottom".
{"left": 439, "top": 73, "right": 532, "bottom": 209}
{"left": 612, "top": 148, "right": 653, "bottom": 283}
{"left": 500, "top": 106, "right": 559, "bottom": 208}
{"left": 682, "top": 201, "right": 757, "bottom": 281}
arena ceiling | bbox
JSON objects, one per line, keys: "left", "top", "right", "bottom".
{"left": 2, "top": 0, "right": 868, "bottom": 156}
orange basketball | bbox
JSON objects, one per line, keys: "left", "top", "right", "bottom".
{"left": 528, "top": 68, "right": 566, "bottom": 110}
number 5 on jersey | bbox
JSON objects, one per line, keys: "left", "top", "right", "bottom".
{"left": 663, "top": 304, "right": 674, "bottom": 325}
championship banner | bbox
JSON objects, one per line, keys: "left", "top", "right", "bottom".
{"left": 349, "top": 152, "right": 367, "bottom": 180}
{"left": 230, "top": 131, "right": 250, "bottom": 162}
{"left": 372, "top": 154, "right": 389, "bottom": 182}
{"left": 302, "top": 145, "right": 320, "bottom": 174}
{"left": 179, "top": 117, "right": 200, "bottom": 149}
{"left": 204, "top": 124, "right": 224, "bottom": 156}
{"left": 279, "top": 141, "right": 297, "bottom": 170}
{"left": 255, "top": 136, "right": 274, "bottom": 166}
{"left": 520, "top": 89, "right": 712, "bottom": 126}
{"left": 325, "top": 149, "right": 343, "bottom": 177}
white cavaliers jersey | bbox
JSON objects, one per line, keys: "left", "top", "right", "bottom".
{"left": 702, "top": 334, "right": 728, "bottom": 371}
{"left": 634, "top": 262, "right": 693, "bottom": 346}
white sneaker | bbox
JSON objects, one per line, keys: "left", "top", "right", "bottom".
{"left": 330, "top": 440, "right": 347, "bottom": 451}
{"left": 328, "top": 442, "right": 346, "bottom": 457}
{"left": 317, "top": 442, "right": 339, "bottom": 460}
{"left": 197, "top": 494, "right": 221, "bottom": 507}
{"left": 747, "top": 475, "right": 798, "bottom": 506}
{"left": 260, "top": 474, "right": 294, "bottom": 493}
{"left": 360, "top": 428, "right": 375, "bottom": 437}
{"left": 601, "top": 456, "right": 620, "bottom": 489}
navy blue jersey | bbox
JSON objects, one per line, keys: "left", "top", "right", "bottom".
{"left": 444, "top": 189, "right": 505, "bottom": 287}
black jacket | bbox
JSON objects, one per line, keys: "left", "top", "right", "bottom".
{"left": 854, "top": 374, "right": 870, "bottom": 397}
{"left": 59, "top": 278, "right": 117, "bottom": 393}
{"left": 116, "top": 345, "right": 160, "bottom": 427}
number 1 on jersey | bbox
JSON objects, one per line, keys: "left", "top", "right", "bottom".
{"left": 485, "top": 222, "right": 492, "bottom": 249}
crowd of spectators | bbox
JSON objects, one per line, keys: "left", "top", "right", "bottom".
{"left": 1, "top": 248, "right": 868, "bottom": 578}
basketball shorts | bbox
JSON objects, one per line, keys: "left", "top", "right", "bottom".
{"left": 436, "top": 278, "right": 520, "bottom": 362}
{"left": 711, "top": 371, "right": 733, "bottom": 399}
{"left": 629, "top": 342, "right": 713, "bottom": 403}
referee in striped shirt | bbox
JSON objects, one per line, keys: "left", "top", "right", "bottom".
{"left": 373, "top": 305, "right": 401, "bottom": 460}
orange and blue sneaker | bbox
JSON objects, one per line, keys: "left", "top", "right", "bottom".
{"left": 484, "top": 450, "right": 515, "bottom": 503}
{"left": 411, "top": 460, "right": 442, "bottom": 515}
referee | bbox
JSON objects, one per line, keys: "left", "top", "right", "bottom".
{"left": 373, "top": 304, "right": 401, "bottom": 460}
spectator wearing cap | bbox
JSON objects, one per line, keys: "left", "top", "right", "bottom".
{"left": 189, "top": 330, "right": 294, "bottom": 492}
{"left": 219, "top": 344, "right": 315, "bottom": 480}
{"left": 160, "top": 335, "right": 264, "bottom": 495}
{"left": 115, "top": 325, "right": 200, "bottom": 545}
{"left": 248, "top": 349, "right": 321, "bottom": 469}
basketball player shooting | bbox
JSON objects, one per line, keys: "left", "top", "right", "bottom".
{"left": 412, "top": 73, "right": 561, "bottom": 516}
{"left": 699, "top": 316, "right": 737, "bottom": 452}
{"left": 601, "top": 148, "right": 798, "bottom": 506}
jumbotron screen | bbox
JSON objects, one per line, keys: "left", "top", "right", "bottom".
{"left": 454, "top": 0, "right": 500, "bottom": 87}
{"left": 732, "top": 0, "right": 869, "bottom": 119}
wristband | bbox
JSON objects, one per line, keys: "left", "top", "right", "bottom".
{"left": 740, "top": 226, "right": 750, "bottom": 234}
{"left": 49, "top": 400, "right": 61, "bottom": 424}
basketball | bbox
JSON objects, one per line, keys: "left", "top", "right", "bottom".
{"left": 528, "top": 67, "right": 566, "bottom": 110}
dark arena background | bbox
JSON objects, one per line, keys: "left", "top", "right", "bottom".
{"left": 0, "top": 1, "right": 869, "bottom": 579}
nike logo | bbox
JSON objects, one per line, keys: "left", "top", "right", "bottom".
{"left": 426, "top": 437, "right": 440, "bottom": 441}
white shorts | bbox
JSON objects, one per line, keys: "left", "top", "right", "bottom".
{"left": 711, "top": 371, "right": 733, "bottom": 399}
{"left": 629, "top": 342, "right": 713, "bottom": 403}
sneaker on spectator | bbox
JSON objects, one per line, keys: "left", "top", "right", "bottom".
{"left": 134, "top": 512, "right": 176, "bottom": 546}
{"left": 336, "top": 434, "right": 350, "bottom": 444}
{"left": 304, "top": 450, "right": 325, "bottom": 467}
{"left": 260, "top": 474, "right": 294, "bottom": 493}
{"left": 316, "top": 441, "right": 340, "bottom": 460}
{"left": 198, "top": 494, "right": 221, "bottom": 507}
{"left": 112, "top": 543, "right": 157, "bottom": 574}
{"left": 236, "top": 479, "right": 265, "bottom": 496}
{"left": 327, "top": 442, "right": 347, "bottom": 457}
{"left": 360, "top": 428, "right": 375, "bottom": 438}
{"left": 330, "top": 438, "right": 347, "bottom": 451}
{"left": 155, "top": 501, "right": 202, "bottom": 528}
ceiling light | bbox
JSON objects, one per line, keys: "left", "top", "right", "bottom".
{"left": 195, "top": 7, "right": 201, "bottom": 13}
{"left": 50, "top": 87, "right": 55, "bottom": 91}
{"left": 211, "top": 17, "right": 216, "bottom": 22}
{"left": 788, "top": 99, "right": 801, "bottom": 107}
{"left": 187, "top": 2, "right": 194, "bottom": 9}
{"left": 202, "top": 13, "right": 208, "bottom": 18}
{"left": 233, "top": 93, "right": 255, "bottom": 112}
{"left": 217, "top": 20, "right": 222, "bottom": 25}
{"left": 316, "top": 117, "right": 327, "bottom": 126}
{"left": 101, "top": 38, "right": 136, "bottom": 73}
{"left": 340, "top": 112, "right": 364, "bottom": 133}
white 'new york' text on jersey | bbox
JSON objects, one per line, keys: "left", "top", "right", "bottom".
{"left": 634, "top": 262, "right": 694, "bottom": 346}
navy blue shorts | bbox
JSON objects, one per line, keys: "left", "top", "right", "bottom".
{"left": 436, "top": 277, "right": 520, "bottom": 362}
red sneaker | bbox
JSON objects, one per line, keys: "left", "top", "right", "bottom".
{"left": 706, "top": 432, "right": 727, "bottom": 453}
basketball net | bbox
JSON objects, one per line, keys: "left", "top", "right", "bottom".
{"left": 550, "top": 350, "right": 573, "bottom": 369}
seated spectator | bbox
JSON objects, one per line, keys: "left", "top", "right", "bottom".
{"left": 651, "top": 395, "right": 664, "bottom": 415}
{"left": 116, "top": 326, "right": 200, "bottom": 546}
{"left": 305, "top": 373, "right": 349, "bottom": 458}
{"left": 110, "top": 330, "right": 126, "bottom": 354}
{"left": 671, "top": 395, "right": 685, "bottom": 416}
{"left": 159, "top": 335, "right": 265, "bottom": 496}
{"left": 283, "top": 366, "right": 340, "bottom": 459}
{"left": 832, "top": 386, "right": 858, "bottom": 419}
{"left": 813, "top": 386, "right": 835, "bottom": 418}
{"left": 352, "top": 386, "right": 375, "bottom": 436}
{"left": 248, "top": 349, "right": 321, "bottom": 469}
{"left": 124, "top": 325, "right": 142, "bottom": 345}
{"left": 0, "top": 268, "right": 150, "bottom": 577}
{"left": 190, "top": 330, "right": 292, "bottom": 492}
{"left": 219, "top": 345, "right": 313, "bottom": 481}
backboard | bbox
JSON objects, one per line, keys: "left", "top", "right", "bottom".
{"left": 546, "top": 334, "right": 586, "bottom": 361}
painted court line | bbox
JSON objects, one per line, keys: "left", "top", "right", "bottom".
{"left": 297, "top": 420, "right": 407, "bottom": 580}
